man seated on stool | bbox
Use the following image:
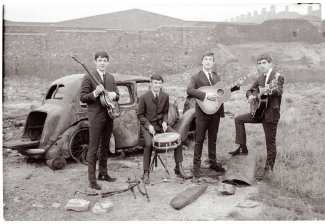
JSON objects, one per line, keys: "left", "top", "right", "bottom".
{"left": 137, "top": 74, "right": 192, "bottom": 184}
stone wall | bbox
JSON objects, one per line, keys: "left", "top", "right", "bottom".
{"left": 3, "top": 20, "right": 323, "bottom": 80}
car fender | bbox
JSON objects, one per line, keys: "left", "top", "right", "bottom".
{"left": 45, "top": 120, "right": 89, "bottom": 160}
{"left": 173, "top": 108, "right": 196, "bottom": 141}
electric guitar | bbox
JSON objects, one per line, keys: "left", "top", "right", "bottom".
{"left": 250, "top": 78, "right": 278, "bottom": 119}
{"left": 196, "top": 68, "right": 258, "bottom": 115}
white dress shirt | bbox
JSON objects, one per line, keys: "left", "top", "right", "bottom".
{"left": 93, "top": 69, "right": 105, "bottom": 98}
{"left": 203, "top": 70, "right": 213, "bottom": 86}
{"left": 202, "top": 70, "right": 213, "bottom": 100}
{"left": 264, "top": 68, "right": 272, "bottom": 87}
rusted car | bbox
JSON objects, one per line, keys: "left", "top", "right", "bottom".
{"left": 4, "top": 74, "right": 196, "bottom": 169}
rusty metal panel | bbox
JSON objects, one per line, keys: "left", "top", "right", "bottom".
{"left": 222, "top": 153, "right": 258, "bottom": 186}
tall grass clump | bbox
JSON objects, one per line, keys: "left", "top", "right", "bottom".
{"left": 273, "top": 85, "right": 325, "bottom": 199}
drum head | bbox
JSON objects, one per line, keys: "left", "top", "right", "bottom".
{"left": 153, "top": 132, "right": 180, "bottom": 142}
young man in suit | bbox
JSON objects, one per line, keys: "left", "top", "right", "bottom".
{"left": 187, "top": 53, "right": 240, "bottom": 183}
{"left": 80, "top": 51, "right": 119, "bottom": 190}
{"left": 137, "top": 75, "right": 192, "bottom": 184}
{"left": 228, "top": 53, "right": 284, "bottom": 180}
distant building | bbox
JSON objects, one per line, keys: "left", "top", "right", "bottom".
{"left": 231, "top": 4, "right": 321, "bottom": 26}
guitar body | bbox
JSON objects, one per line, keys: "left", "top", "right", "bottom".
{"left": 196, "top": 81, "right": 231, "bottom": 115}
{"left": 100, "top": 90, "right": 121, "bottom": 119}
{"left": 250, "top": 94, "right": 268, "bottom": 119}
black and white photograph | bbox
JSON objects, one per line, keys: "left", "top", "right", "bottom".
{"left": 1, "top": 0, "right": 324, "bottom": 221}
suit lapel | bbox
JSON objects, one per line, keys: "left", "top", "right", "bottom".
{"left": 150, "top": 91, "right": 158, "bottom": 105}
{"left": 212, "top": 72, "right": 220, "bottom": 84}
{"left": 260, "top": 75, "right": 267, "bottom": 87}
{"left": 94, "top": 71, "right": 104, "bottom": 85}
{"left": 199, "top": 71, "right": 210, "bottom": 86}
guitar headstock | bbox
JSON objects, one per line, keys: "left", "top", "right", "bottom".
{"left": 71, "top": 55, "right": 84, "bottom": 65}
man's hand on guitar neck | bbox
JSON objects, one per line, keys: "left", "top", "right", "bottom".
{"left": 205, "top": 92, "right": 218, "bottom": 101}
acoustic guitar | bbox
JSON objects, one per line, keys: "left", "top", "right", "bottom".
{"left": 250, "top": 78, "right": 278, "bottom": 119}
{"left": 196, "top": 69, "right": 258, "bottom": 115}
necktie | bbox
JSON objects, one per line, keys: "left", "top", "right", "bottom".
{"left": 155, "top": 93, "right": 159, "bottom": 103}
{"left": 208, "top": 73, "right": 214, "bottom": 85}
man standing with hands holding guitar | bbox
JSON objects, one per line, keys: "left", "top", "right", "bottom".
{"left": 187, "top": 53, "right": 241, "bottom": 183}
{"left": 80, "top": 51, "right": 119, "bottom": 190}
{"left": 228, "top": 53, "right": 284, "bottom": 180}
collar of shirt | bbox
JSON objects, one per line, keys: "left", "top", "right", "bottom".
{"left": 202, "top": 70, "right": 213, "bottom": 85}
{"left": 151, "top": 90, "right": 159, "bottom": 97}
{"left": 96, "top": 68, "right": 105, "bottom": 81}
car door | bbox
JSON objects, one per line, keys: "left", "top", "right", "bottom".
{"left": 113, "top": 81, "right": 139, "bottom": 149}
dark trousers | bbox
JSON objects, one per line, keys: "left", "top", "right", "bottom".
{"left": 87, "top": 112, "right": 113, "bottom": 183}
{"left": 235, "top": 113, "right": 278, "bottom": 170}
{"left": 193, "top": 110, "right": 220, "bottom": 176}
{"left": 141, "top": 125, "right": 183, "bottom": 171}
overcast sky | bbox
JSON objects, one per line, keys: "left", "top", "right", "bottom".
{"left": 2, "top": 0, "right": 322, "bottom": 23}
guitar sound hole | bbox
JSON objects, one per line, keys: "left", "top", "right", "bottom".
{"left": 217, "top": 89, "right": 224, "bottom": 96}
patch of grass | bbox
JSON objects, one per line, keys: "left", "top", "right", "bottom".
{"left": 249, "top": 183, "right": 325, "bottom": 220}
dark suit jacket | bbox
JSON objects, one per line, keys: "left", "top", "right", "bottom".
{"left": 80, "top": 70, "right": 119, "bottom": 124}
{"left": 187, "top": 70, "right": 239, "bottom": 117}
{"left": 246, "top": 70, "right": 284, "bottom": 122}
{"left": 137, "top": 90, "right": 169, "bottom": 131}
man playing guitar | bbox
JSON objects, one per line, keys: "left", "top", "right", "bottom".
{"left": 187, "top": 53, "right": 241, "bottom": 183}
{"left": 228, "top": 53, "right": 284, "bottom": 180}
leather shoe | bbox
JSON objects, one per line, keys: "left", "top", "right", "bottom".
{"left": 209, "top": 163, "right": 225, "bottom": 172}
{"left": 142, "top": 171, "right": 150, "bottom": 185}
{"left": 228, "top": 145, "right": 248, "bottom": 156}
{"left": 98, "top": 174, "right": 117, "bottom": 182}
{"left": 89, "top": 182, "right": 102, "bottom": 190}
{"left": 174, "top": 163, "right": 193, "bottom": 179}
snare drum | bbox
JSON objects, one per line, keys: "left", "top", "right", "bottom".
{"left": 152, "top": 132, "right": 181, "bottom": 151}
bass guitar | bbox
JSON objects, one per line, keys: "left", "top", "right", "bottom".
{"left": 250, "top": 77, "right": 278, "bottom": 119}
{"left": 72, "top": 55, "right": 121, "bottom": 119}
{"left": 196, "top": 68, "right": 258, "bottom": 115}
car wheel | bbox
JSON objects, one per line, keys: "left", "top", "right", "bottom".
{"left": 69, "top": 127, "right": 89, "bottom": 165}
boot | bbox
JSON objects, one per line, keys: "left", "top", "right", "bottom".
{"left": 228, "top": 145, "right": 248, "bottom": 156}
{"left": 209, "top": 163, "right": 225, "bottom": 172}
{"left": 98, "top": 174, "right": 117, "bottom": 182}
{"left": 89, "top": 182, "right": 102, "bottom": 190}
{"left": 174, "top": 162, "right": 193, "bottom": 179}
{"left": 142, "top": 170, "right": 150, "bottom": 185}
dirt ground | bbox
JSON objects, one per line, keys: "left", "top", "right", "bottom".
{"left": 3, "top": 144, "right": 265, "bottom": 221}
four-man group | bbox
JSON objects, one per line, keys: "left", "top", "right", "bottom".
{"left": 80, "top": 51, "right": 284, "bottom": 190}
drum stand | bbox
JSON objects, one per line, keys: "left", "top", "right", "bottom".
{"left": 149, "top": 147, "right": 171, "bottom": 181}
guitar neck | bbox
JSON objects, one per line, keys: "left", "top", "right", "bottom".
{"left": 81, "top": 63, "right": 102, "bottom": 86}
